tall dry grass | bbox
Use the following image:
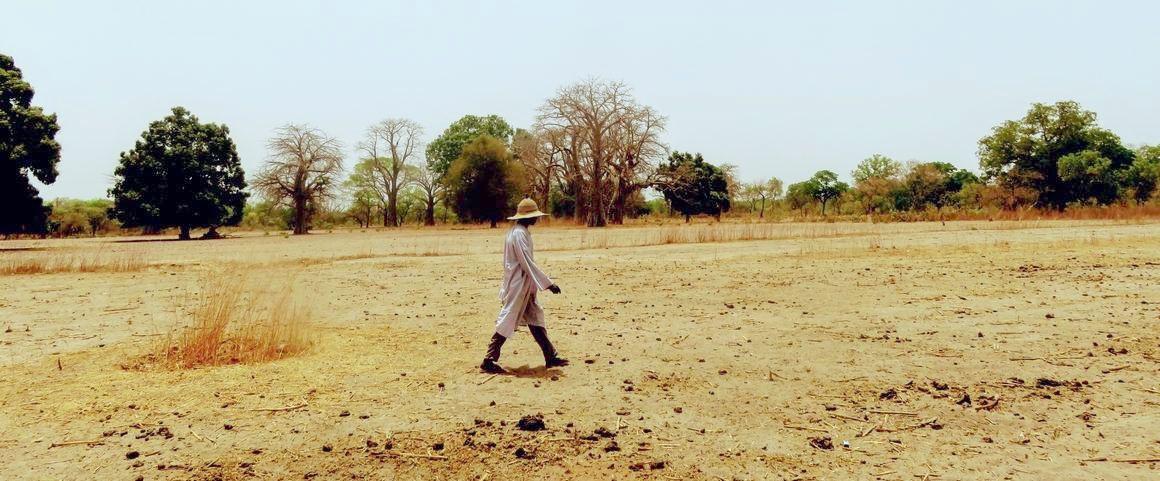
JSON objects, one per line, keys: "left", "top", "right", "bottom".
{"left": 0, "top": 250, "right": 147, "bottom": 275}
{"left": 143, "top": 277, "right": 313, "bottom": 369}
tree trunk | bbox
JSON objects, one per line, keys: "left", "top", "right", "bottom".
{"left": 759, "top": 198, "right": 766, "bottom": 218}
{"left": 294, "top": 197, "right": 308, "bottom": 235}
{"left": 684, "top": 214, "right": 691, "bottom": 223}
{"left": 489, "top": 219, "right": 497, "bottom": 228}
{"left": 386, "top": 193, "right": 399, "bottom": 227}
{"left": 588, "top": 160, "right": 606, "bottom": 227}
{"left": 178, "top": 225, "right": 191, "bottom": 240}
{"left": 424, "top": 197, "right": 436, "bottom": 226}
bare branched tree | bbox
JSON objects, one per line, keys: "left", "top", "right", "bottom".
{"left": 361, "top": 118, "right": 423, "bottom": 226}
{"left": 407, "top": 162, "right": 443, "bottom": 226}
{"left": 512, "top": 128, "right": 564, "bottom": 211}
{"left": 254, "top": 124, "right": 344, "bottom": 235}
{"left": 537, "top": 79, "right": 667, "bottom": 226}
{"left": 537, "top": 79, "right": 638, "bottom": 227}
{"left": 608, "top": 105, "right": 667, "bottom": 223}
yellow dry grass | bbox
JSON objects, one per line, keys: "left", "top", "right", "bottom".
{"left": 143, "top": 276, "right": 313, "bottom": 369}
{"left": 0, "top": 250, "right": 147, "bottom": 275}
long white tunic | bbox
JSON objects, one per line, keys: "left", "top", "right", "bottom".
{"left": 493, "top": 224, "right": 553, "bottom": 338}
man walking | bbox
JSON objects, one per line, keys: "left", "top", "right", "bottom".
{"left": 481, "top": 198, "right": 569, "bottom": 374}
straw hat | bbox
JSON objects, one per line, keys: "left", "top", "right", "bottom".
{"left": 508, "top": 198, "right": 548, "bottom": 220}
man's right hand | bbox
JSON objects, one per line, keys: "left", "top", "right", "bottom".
{"left": 548, "top": 284, "right": 562, "bottom": 294}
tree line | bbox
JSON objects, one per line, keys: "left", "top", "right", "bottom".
{"left": 3, "top": 53, "right": 1158, "bottom": 239}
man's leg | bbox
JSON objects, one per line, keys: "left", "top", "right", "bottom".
{"left": 524, "top": 298, "right": 568, "bottom": 367}
{"left": 482, "top": 290, "right": 528, "bottom": 373}
{"left": 481, "top": 333, "right": 506, "bottom": 374}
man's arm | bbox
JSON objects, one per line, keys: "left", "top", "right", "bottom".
{"left": 513, "top": 231, "right": 555, "bottom": 291}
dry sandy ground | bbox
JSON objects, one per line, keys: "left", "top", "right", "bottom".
{"left": 1, "top": 220, "right": 1158, "bottom": 480}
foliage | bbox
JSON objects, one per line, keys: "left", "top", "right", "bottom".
{"left": 344, "top": 156, "right": 387, "bottom": 226}
{"left": 241, "top": 201, "right": 292, "bottom": 231}
{"left": 785, "top": 181, "right": 813, "bottom": 211}
{"left": 656, "top": 152, "right": 730, "bottom": 221}
{"left": 802, "top": 170, "right": 849, "bottom": 215}
{"left": 1, "top": 53, "right": 61, "bottom": 236}
{"left": 739, "top": 178, "right": 783, "bottom": 218}
{"left": 1126, "top": 145, "right": 1160, "bottom": 204}
{"left": 904, "top": 162, "right": 979, "bottom": 211}
{"left": 445, "top": 135, "right": 524, "bottom": 227}
{"left": 978, "top": 100, "right": 1135, "bottom": 209}
{"left": 48, "top": 198, "right": 116, "bottom": 237}
{"left": 851, "top": 154, "right": 902, "bottom": 184}
{"left": 1057, "top": 150, "right": 1121, "bottom": 205}
{"left": 426, "top": 114, "right": 513, "bottom": 179}
{"left": 851, "top": 154, "right": 902, "bottom": 214}
{"left": 110, "top": 107, "right": 247, "bottom": 239}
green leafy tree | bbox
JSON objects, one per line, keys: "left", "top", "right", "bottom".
{"left": 445, "top": 135, "right": 524, "bottom": 228}
{"left": 49, "top": 199, "right": 116, "bottom": 237}
{"left": 803, "top": 170, "right": 849, "bottom": 215}
{"left": 740, "top": 178, "right": 783, "bottom": 218}
{"left": 978, "top": 101, "right": 1134, "bottom": 209}
{"left": 1057, "top": 150, "right": 1121, "bottom": 205}
{"left": 1126, "top": 145, "right": 1160, "bottom": 204}
{"left": 345, "top": 157, "right": 387, "bottom": 221}
{"left": 851, "top": 154, "right": 902, "bottom": 214}
{"left": 427, "top": 115, "right": 513, "bottom": 179}
{"left": 902, "top": 162, "right": 981, "bottom": 211}
{"left": 657, "top": 152, "right": 730, "bottom": 222}
{"left": 785, "top": 182, "right": 813, "bottom": 212}
{"left": 110, "top": 107, "right": 247, "bottom": 239}
{"left": 241, "top": 200, "right": 292, "bottom": 231}
{"left": 1, "top": 54, "right": 61, "bottom": 237}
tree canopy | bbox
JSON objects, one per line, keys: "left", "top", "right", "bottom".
{"left": 657, "top": 152, "right": 730, "bottom": 222}
{"left": 978, "top": 101, "right": 1135, "bottom": 209}
{"left": 426, "top": 115, "right": 513, "bottom": 179}
{"left": 109, "top": 107, "right": 247, "bottom": 239}
{"left": 1, "top": 53, "right": 61, "bottom": 236}
{"left": 445, "top": 135, "right": 524, "bottom": 228}
{"left": 802, "top": 170, "right": 849, "bottom": 215}
{"left": 1127, "top": 145, "right": 1160, "bottom": 204}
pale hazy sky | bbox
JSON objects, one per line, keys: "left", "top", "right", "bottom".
{"left": 5, "top": 0, "right": 1159, "bottom": 199}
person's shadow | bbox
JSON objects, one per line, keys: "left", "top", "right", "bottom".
{"left": 503, "top": 365, "right": 565, "bottom": 379}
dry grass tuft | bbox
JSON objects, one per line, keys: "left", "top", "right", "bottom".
{"left": 0, "top": 251, "right": 147, "bottom": 275}
{"left": 141, "top": 277, "right": 313, "bottom": 369}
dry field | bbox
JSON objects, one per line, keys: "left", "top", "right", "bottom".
{"left": 1, "top": 220, "right": 1158, "bottom": 480}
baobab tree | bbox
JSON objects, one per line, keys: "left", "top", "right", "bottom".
{"left": 359, "top": 118, "right": 422, "bottom": 226}
{"left": 538, "top": 79, "right": 640, "bottom": 227}
{"left": 512, "top": 128, "right": 563, "bottom": 211}
{"left": 253, "top": 124, "right": 344, "bottom": 235}
{"left": 607, "top": 105, "right": 667, "bottom": 224}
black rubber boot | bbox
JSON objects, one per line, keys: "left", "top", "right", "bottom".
{"left": 529, "top": 326, "right": 569, "bottom": 367}
{"left": 480, "top": 333, "right": 507, "bottom": 373}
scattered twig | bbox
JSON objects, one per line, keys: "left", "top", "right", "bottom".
{"left": 383, "top": 451, "right": 449, "bottom": 461}
{"left": 477, "top": 375, "right": 498, "bottom": 386}
{"left": 783, "top": 423, "right": 828, "bottom": 433}
{"left": 868, "top": 410, "right": 918, "bottom": 416}
{"left": 1082, "top": 457, "right": 1160, "bottom": 464}
{"left": 249, "top": 402, "right": 307, "bottom": 412}
{"left": 831, "top": 414, "right": 868, "bottom": 423}
{"left": 1101, "top": 365, "right": 1130, "bottom": 374}
{"left": 50, "top": 439, "right": 104, "bottom": 448}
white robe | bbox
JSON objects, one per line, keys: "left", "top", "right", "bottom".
{"left": 493, "top": 224, "right": 553, "bottom": 338}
